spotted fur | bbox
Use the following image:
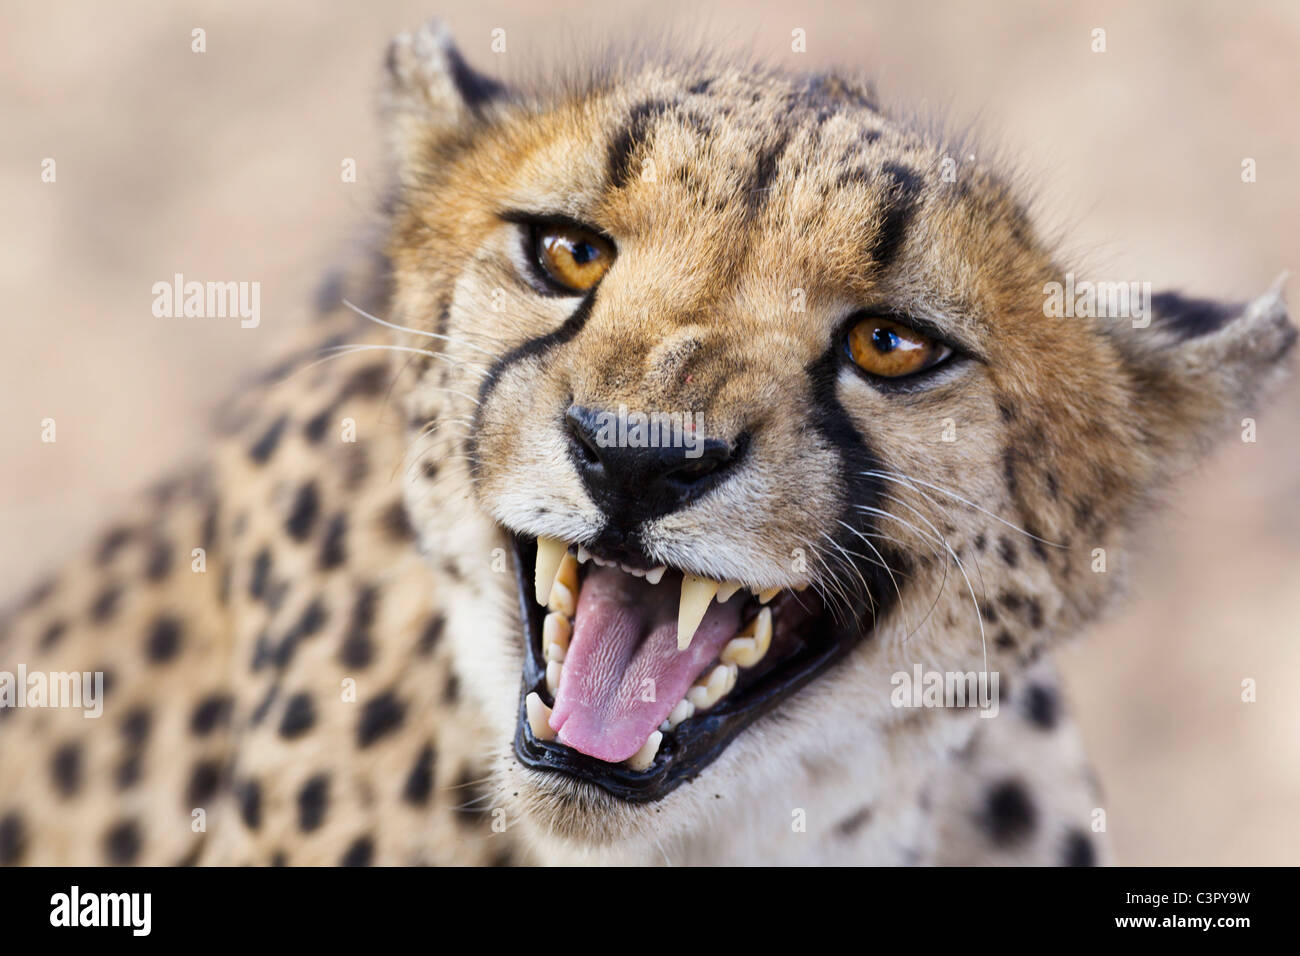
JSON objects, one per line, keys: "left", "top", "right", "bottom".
{"left": 0, "top": 21, "right": 1293, "bottom": 865}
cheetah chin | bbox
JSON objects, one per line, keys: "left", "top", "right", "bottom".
{"left": 510, "top": 533, "right": 883, "bottom": 801}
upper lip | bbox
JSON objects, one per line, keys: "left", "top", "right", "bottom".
{"left": 509, "top": 533, "right": 878, "bottom": 802}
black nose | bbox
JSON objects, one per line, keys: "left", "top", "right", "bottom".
{"left": 565, "top": 404, "right": 745, "bottom": 525}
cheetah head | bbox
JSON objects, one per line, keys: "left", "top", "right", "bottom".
{"left": 382, "top": 22, "right": 1295, "bottom": 856}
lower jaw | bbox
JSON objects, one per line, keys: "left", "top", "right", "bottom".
{"left": 509, "top": 534, "right": 871, "bottom": 803}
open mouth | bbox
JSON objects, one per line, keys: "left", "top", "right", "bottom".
{"left": 511, "top": 534, "right": 875, "bottom": 802}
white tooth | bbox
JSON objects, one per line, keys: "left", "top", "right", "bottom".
{"left": 542, "top": 611, "right": 571, "bottom": 662}
{"left": 677, "top": 575, "right": 720, "bottom": 650}
{"left": 645, "top": 566, "right": 667, "bottom": 585}
{"left": 664, "top": 697, "right": 695, "bottom": 729}
{"left": 534, "top": 537, "right": 567, "bottom": 605}
{"left": 625, "top": 731, "right": 663, "bottom": 772}
{"left": 757, "top": 586, "right": 781, "bottom": 605}
{"left": 545, "top": 660, "right": 564, "bottom": 696}
{"left": 716, "top": 580, "right": 743, "bottom": 603}
{"left": 622, "top": 563, "right": 645, "bottom": 577}
{"left": 720, "top": 607, "right": 772, "bottom": 668}
{"left": 525, "top": 692, "right": 556, "bottom": 741}
{"left": 688, "top": 664, "right": 737, "bottom": 711}
{"left": 576, "top": 545, "right": 591, "bottom": 564}
{"left": 547, "top": 579, "right": 576, "bottom": 617}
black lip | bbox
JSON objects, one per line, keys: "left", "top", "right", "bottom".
{"left": 510, "top": 534, "right": 873, "bottom": 803}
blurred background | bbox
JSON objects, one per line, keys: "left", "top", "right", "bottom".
{"left": 2, "top": 0, "right": 1297, "bottom": 863}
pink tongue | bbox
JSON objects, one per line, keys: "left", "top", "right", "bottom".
{"left": 550, "top": 565, "right": 741, "bottom": 763}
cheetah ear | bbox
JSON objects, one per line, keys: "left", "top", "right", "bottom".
{"left": 383, "top": 20, "right": 509, "bottom": 168}
{"left": 1112, "top": 275, "right": 1295, "bottom": 457}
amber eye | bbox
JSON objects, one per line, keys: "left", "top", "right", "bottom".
{"left": 534, "top": 225, "right": 615, "bottom": 293}
{"left": 845, "top": 317, "right": 952, "bottom": 379}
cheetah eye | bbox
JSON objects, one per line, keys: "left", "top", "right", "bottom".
{"left": 532, "top": 224, "right": 616, "bottom": 293}
{"left": 845, "top": 317, "right": 952, "bottom": 379}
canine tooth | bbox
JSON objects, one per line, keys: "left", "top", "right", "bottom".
{"left": 645, "top": 566, "right": 667, "bottom": 585}
{"left": 716, "top": 580, "right": 743, "bottom": 603}
{"left": 757, "top": 586, "right": 781, "bottom": 604}
{"left": 625, "top": 731, "right": 663, "bottom": 772}
{"left": 688, "top": 664, "right": 737, "bottom": 711}
{"left": 720, "top": 607, "right": 772, "bottom": 668}
{"left": 576, "top": 545, "right": 591, "bottom": 564}
{"left": 545, "top": 660, "right": 563, "bottom": 696}
{"left": 534, "top": 537, "right": 567, "bottom": 605}
{"left": 542, "top": 611, "right": 571, "bottom": 662}
{"left": 677, "top": 574, "right": 720, "bottom": 650}
{"left": 665, "top": 697, "right": 695, "bottom": 729}
{"left": 547, "top": 579, "right": 576, "bottom": 617}
{"left": 526, "top": 692, "right": 556, "bottom": 741}
{"left": 556, "top": 551, "right": 578, "bottom": 591}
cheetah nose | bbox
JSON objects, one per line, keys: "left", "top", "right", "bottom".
{"left": 564, "top": 404, "right": 746, "bottom": 524}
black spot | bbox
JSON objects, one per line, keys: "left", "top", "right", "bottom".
{"left": 318, "top": 513, "right": 348, "bottom": 569}
{"left": 340, "top": 835, "right": 374, "bottom": 867}
{"left": 304, "top": 407, "right": 332, "bottom": 443}
{"left": 0, "top": 812, "right": 26, "bottom": 864}
{"left": 973, "top": 533, "right": 988, "bottom": 553}
{"left": 286, "top": 482, "right": 320, "bottom": 541}
{"left": 999, "top": 592, "right": 1024, "bottom": 613}
{"left": 186, "top": 759, "right": 222, "bottom": 805}
{"left": 997, "top": 536, "right": 1018, "bottom": 567}
{"left": 982, "top": 779, "right": 1037, "bottom": 847}
{"left": 687, "top": 77, "right": 714, "bottom": 95}
{"left": 866, "top": 162, "right": 923, "bottom": 268}
{"left": 190, "top": 694, "right": 233, "bottom": 736}
{"left": 380, "top": 500, "right": 414, "bottom": 542}
{"left": 417, "top": 614, "right": 445, "bottom": 656}
{"left": 339, "top": 587, "right": 378, "bottom": 669}
{"left": 1024, "top": 683, "right": 1059, "bottom": 730}
{"left": 38, "top": 620, "right": 66, "bottom": 651}
{"left": 274, "top": 599, "right": 329, "bottom": 670}
{"left": 145, "top": 539, "right": 173, "bottom": 581}
{"left": 834, "top": 805, "right": 874, "bottom": 837}
{"left": 1045, "top": 471, "right": 1059, "bottom": 500}
{"left": 279, "top": 692, "right": 316, "bottom": 739}
{"left": 451, "top": 768, "right": 491, "bottom": 829}
{"left": 51, "top": 742, "right": 82, "bottom": 797}
{"left": 1026, "top": 597, "right": 1044, "bottom": 630}
{"left": 120, "top": 707, "right": 150, "bottom": 745}
{"left": 343, "top": 363, "right": 390, "bottom": 399}
{"left": 402, "top": 744, "right": 436, "bottom": 806}
{"left": 421, "top": 461, "right": 439, "bottom": 480}
{"left": 89, "top": 585, "right": 122, "bottom": 623}
{"left": 270, "top": 850, "right": 288, "bottom": 867}
{"left": 146, "top": 615, "right": 183, "bottom": 663}
{"left": 297, "top": 774, "right": 330, "bottom": 832}
{"left": 1063, "top": 828, "right": 1097, "bottom": 866}
{"left": 249, "top": 684, "right": 279, "bottom": 726}
{"left": 237, "top": 779, "right": 262, "bottom": 830}
{"left": 357, "top": 692, "right": 406, "bottom": 748}
{"left": 104, "top": 819, "right": 142, "bottom": 864}
{"left": 250, "top": 548, "right": 272, "bottom": 600}
{"left": 1151, "top": 290, "right": 1237, "bottom": 342}
{"left": 607, "top": 99, "right": 669, "bottom": 190}
{"left": 96, "top": 526, "right": 133, "bottom": 565}
{"left": 249, "top": 415, "right": 289, "bottom": 463}
{"left": 115, "top": 753, "right": 143, "bottom": 790}
{"left": 442, "top": 672, "right": 460, "bottom": 706}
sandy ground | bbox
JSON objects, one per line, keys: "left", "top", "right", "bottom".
{"left": 2, "top": 0, "right": 1297, "bottom": 864}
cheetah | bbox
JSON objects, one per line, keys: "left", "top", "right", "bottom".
{"left": 0, "top": 20, "right": 1294, "bottom": 866}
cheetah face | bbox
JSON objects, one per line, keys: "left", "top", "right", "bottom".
{"left": 385, "top": 23, "right": 1295, "bottom": 846}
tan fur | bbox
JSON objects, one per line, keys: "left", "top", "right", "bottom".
{"left": 0, "top": 20, "right": 1293, "bottom": 865}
